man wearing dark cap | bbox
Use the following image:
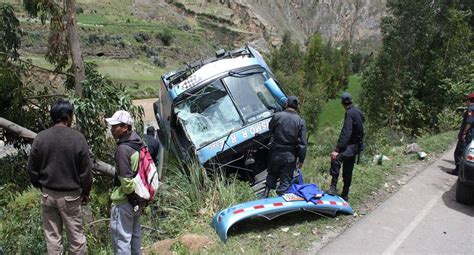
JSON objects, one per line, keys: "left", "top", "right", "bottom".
{"left": 327, "top": 92, "right": 364, "bottom": 201}
{"left": 263, "top": 95, "right": 307, "bottom": 197}
{"left": 448, "top": 92, "right": 474, "bottom": 176}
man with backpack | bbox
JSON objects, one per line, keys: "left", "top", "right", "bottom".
{"left": 106, "top": 110, "right": 144, "bottom": 255}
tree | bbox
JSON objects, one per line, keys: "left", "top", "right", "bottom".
{"left": 270, "top": 31, "right": 304, "bottom": 74}
{"left": 300, "top": 34, "right": 327, "bottom": 138}
{"left": 269, "top": 32, "right": 354, "bottom": 138}
{"left": 24, "top": 0, "right": 85, "bottom": 96}
{"left": 361, "top": 0, "right": 473, "bottom": 135}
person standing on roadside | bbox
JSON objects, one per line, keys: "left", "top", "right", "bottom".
{"left": 27, "top": 99, "right": 92, "bottom": 254}
{"left": 448, "top": 92, "right": 474, "bottom": 176}
{"left": 144, "top": 126, "right": 160, "bottom": 166}
{"left": 106, "top": 110, "right": 144, "bottom": 255}
{"left": 327, "top": 92, "right": 364, "bottom": 201}
{"left": 263, "top": 95, "right": 307, "bottom": 197}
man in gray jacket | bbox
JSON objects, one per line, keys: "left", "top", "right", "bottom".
{"left": 27, "top": 99, "right": 92, "bottom": 254}
{"left": 106, "top": 110, "right": 144, "bottom": 255}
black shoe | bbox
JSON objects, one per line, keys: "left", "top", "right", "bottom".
{"left": 340, "top": 193, "right": 349, "bottom": 201}
{"left": 447, "top": 170, "right": 458, "bottom": 176}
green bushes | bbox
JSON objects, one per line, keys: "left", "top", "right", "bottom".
{"left": 436, "top": 108, "right": 462, "bottom": 133}
{"left": 0, "top": 189, "right": 46, "bottom": 254}
{"left": 361, "top": 1, "right": 472, "bottom": 136}
{"left": 134, "top": 31, "right": 151, "bottom": 43}
{"left": 156, "top": 28, "right": 174, "bottom": 46}
{"left": 269, "top": 32, "right": 351, "bottom": 138}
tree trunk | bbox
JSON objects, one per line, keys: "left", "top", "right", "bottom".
{"left": 66, "top": 0, "right": 85, "bottom": 97}
{"left": 0, "top": 117, "right": 115, "bottom": 177}
{"left": 0, "top": 117, "right": 36, "bottom": 140}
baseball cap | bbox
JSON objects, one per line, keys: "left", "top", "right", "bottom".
{"left": 106, "top": 110, "right": 133, "bottom": 125}
{"left": 341, "top": 92, "right": 352, "bottom": 104}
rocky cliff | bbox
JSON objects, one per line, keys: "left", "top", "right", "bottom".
{"left": 180, "top": 0, "right": 386, "bottom": 52}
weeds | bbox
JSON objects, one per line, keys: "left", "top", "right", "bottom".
{"left": 157, "top": 161, "right": 255, "bottom": 238}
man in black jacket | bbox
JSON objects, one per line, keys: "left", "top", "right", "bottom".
{"left": 327, "top": 92, "right": 364, "bottom": 201}
{"left": 264, "top": 95, "right": 307, "bottom": 197}
{"left": 145, "top": 126, "right": 160, "bottom": 165}
{"left": 27, "top": 99, "right": 92, "bottom": 254}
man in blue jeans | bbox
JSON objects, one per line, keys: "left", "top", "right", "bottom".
{"left": 106, "top": 110, "right": 143, "bottom": 254}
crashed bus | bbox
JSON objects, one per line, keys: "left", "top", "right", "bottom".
{"left": 153, "top": 45, "right": 287, "bottom": 188}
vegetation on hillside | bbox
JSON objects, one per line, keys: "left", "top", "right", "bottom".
{"left": 0, "top": 0, "right": 472, "bottom": 254}
{"left": 361, "top": 0, "right": 473, "bottom": 136}
{"left": 269, "top": 32, "right": 352, "bottom": 139}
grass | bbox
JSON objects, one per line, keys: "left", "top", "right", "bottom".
{"left": 22, "top": 54, "right": 163, "bottom": 99}
{"left": 316, "top": 76, "right": 362, "bottom": 131}
{"left": 92, "top": 58, "right": 164, "bottom": 81}
{"left": 77, "top": 14, "right": 109, "bottom": 25}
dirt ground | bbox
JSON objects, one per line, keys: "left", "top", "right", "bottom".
{"left": 132, "top": 98, "right": 158, "bottom": 128}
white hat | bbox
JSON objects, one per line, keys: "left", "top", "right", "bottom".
{"left": 106, "top": 110, "right": 133, "bottom": 125}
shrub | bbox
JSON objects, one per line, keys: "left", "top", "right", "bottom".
{"left": 150, "top": 56, "right": 166, "bottom": 67}
{"left": 157, "top": 28, "right": 174, "bottom": 46}
{"left": 75, "top": 6, "right": 84, "bottom": 14}
{"left": 27, "top": 31, "right": 44, "bottom": 42}
{"left": 0, "top": 189, "right": 46, "bottom": 254}
{"left": 436, "top": 108, "right": 461, "bottom": 133}
{"left": 134, "top": 31, "right": 151, "bottom": 43}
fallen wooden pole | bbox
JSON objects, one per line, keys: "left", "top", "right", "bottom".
{"left": 0, "top": 117, "right": 115, "bottom": 177}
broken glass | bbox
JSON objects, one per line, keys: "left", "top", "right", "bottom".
{"left": 175, "top": 79, "right": 243, "bottom": 148}
{"left": 224, "top": 72, "right": 281, "bottom": 123}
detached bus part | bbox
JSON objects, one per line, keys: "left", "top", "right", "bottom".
{"left": 154, "top": 45, "right": 287, "bottom": 186}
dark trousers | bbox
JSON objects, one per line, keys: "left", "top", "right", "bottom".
{"left": 454, "top": 139, "right": 466, "bottom": 172}
{"left": 330, "top": 145, "right": 358, "bottom": 194}
{"left": 266, "top": 151, "right": 296, "bottom": 195}
{"left": 454, "top": 135, "right": 472, "bottom": 172}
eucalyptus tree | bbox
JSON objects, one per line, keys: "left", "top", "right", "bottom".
{"left": 23, "top": 0, "right": 85, "bottom": 96}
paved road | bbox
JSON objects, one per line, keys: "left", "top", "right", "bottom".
{"left": 317, "top": 147, "right": 474, "bottom": 255}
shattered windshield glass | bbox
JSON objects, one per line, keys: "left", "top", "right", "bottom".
{"left": 224, "top": 72, "right": 280, "bottom": 123}
{"left": 175, "top": 79, "right": 243, "bottom": 148}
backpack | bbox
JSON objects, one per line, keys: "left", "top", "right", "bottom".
{"left": 123, "top": 143, "right": 160, "bottom": 205}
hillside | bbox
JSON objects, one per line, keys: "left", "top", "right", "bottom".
{"left": 179, "top": 0, "right": 386, "bottom": 52}
{"left": 8, "top": 0, "right": 385, "bottom": 98}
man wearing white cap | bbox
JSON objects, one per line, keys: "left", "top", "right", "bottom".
{"left": 105, "top": 110, "right": 144, "bottom": 255}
